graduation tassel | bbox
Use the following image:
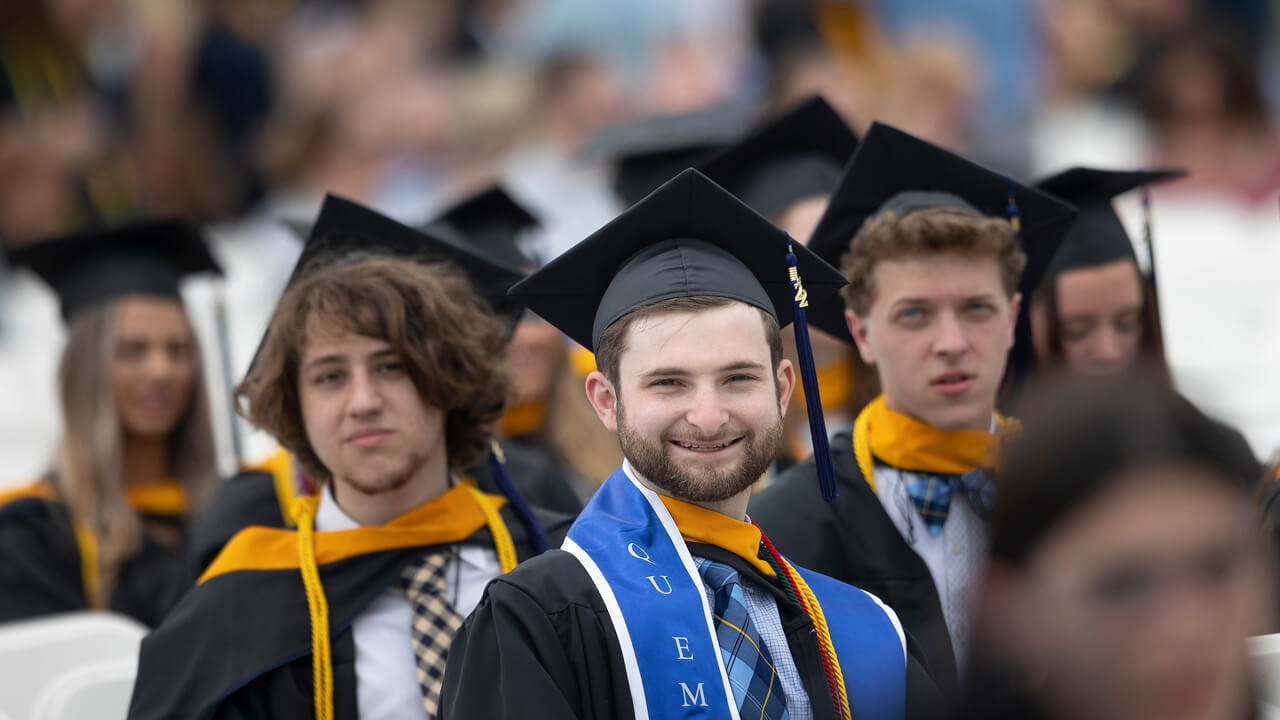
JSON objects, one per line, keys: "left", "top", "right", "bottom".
{"left": 487, "top": 439, "right": 550, "bottom": 554}
{"left": 1004, "top": 176, "right": 1035, "bottom": 397}
{"left": 1139, "top": 184, "right": 1168, "bottom": 355}
{"left": 1141, "top": 186, "right": 1158, "bottom": 297}
{"left": 785, "top": 239, "right": 838, "bottom": 502}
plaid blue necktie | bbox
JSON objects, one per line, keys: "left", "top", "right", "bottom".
{"left": 696, "top": 558, "right": 789, "bottom": 720}
{"left": 905, "top": 469, "right": 996, "bottom": 538}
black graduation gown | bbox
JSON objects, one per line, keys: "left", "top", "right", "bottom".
{"left": 185, "top": 443, "right": 583, "bottom": 581}
{"left": 749, "top": 431, "right": 960, "bottom": 699}
{"left": 441, "top": 542, "right": 946, "bottom": 720}
{"left": 0, "top": 492, "right": 187, "bottom": 628}
{"left": 183, "top": 469, "right": 290, "bottom": 583}
{"left": 128, "top": 502, "right": 571, "bottom": 720}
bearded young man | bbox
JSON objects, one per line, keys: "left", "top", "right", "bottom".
{"left": 750, "top": 123, "right": 1076, "bottom": 698}
{"left": 441, "top": 169, "right": 943, "bottom": 720}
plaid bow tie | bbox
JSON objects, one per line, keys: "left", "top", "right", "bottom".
{"left": 905, "top": 469, "right": 996, "bottom": 538}
{"left": 399, "top": 552, "right": 463, "bottom": 717}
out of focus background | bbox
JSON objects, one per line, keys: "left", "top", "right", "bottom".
{"left": 0, "top": 0, "right": 1277, "bottom": 483}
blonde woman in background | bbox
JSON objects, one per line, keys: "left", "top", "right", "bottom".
{"left": 0, "top": 220, "right": 221, "bottom": 626}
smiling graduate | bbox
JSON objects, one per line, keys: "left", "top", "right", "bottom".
{"left": 441, "top": 169, "right": 944, "bottom": 720}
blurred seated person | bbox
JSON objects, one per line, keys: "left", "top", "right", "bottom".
{"left": 0, "top": 220, "right": 222, "bottom": 626}
{"left": 1031, "top": 167, "right": 1258, "bottom": 470}
{"left": 962, "top": 369, "right": 1271, "bottom": 720}
{"left": 1030, "top": 167, "right": 1182, "bottom": 376}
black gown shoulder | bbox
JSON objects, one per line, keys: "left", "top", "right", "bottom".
{"left": 0, "top": 491, "right": 186, "bottom": 628}
{"left": 442, "top": 549, "right": 634, "bottom": 720}
{"left": 184, "top": 470, "right": 288, "bottom": 581}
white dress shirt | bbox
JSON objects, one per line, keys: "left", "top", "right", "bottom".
{"left": 872, "top": 464, "right": 987, "bottom": 671}
{"left": 314, "top": 485, "right": 503, "bottom": 720}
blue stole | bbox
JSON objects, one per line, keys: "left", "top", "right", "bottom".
{"left": 564, "top": 463, "right": 907, "bottom": 719}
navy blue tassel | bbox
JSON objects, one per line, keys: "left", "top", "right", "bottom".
{"left": 785, "top": 239, "right": 838, "bottom": 502}
{"left": 1141, "top": 186, "right": 1158, "bottom": 298}
{"left": 487, "top": 439, "right": 550, "bottom": 554}
{"left": 1005, "top": 176, "right": 1035, "bottom": 395}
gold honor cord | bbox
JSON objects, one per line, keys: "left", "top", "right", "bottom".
{"left": 292, "top": 495, "right": 335, "bottom": 720}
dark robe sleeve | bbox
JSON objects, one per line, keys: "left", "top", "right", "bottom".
{"left": 211, "top": 629, "right": 359, "bottom": 720}
{"left": 0, "top": 499, "right": 85, "bottom": 623}
{"left": 441, "top": 550, "right": 632, "bottom": 720}
{"left": 905, "top": 629, "right": 950, "bottom": 719}
{"left": 184, "top": 471, "right": 289, "bottom": 583}
{"left": 109, "top": 537, "right": 186, "bottom": 628}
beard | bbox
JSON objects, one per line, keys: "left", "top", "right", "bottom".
{"left": 617, "top": 404, "right": 784, "bottom": 503}
{"left": 337, "top": 446, "right": 426, "bottom": 496}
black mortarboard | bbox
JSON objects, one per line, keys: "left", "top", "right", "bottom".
{"left": 509, "top": 168, "right": 846, "bottom": 350}
{"left": 287, "top": 194, "right": 527, "bottom": 329}
{"left": 698, "top": 95, "right": 857, "bottom": 219}
{"left": 584, "top": 104, "right": 757, "bottom": 207}
{"left": 422, "top": 185, "right": 542, "bottom": 271}
{"left": 6, "top": 219, "right": 223, "bottom": 322}
{"left": 1036, "top": 167, "right": 1185, "bottom": 279}
{"left": 806, "top": 122, "right": 1077, "bottom": 344}
{"left": 511, "top": 168, "right": 848, "bottom": 500}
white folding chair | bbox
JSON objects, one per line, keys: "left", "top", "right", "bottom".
{"left": 31, "top": 657, "right": 139, "bottom": 720}
{"left": 0, "top": 612, "right": 147, "bottom": 720}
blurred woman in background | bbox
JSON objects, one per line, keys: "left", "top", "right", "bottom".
{"left": 0, "top": 220, "right": 221, "bottom": 627}
{"left": 963, "top": 369, "right": 1270, "bottom": 720}
{"left": 1030, "top": 167, "right": 1180, "bottom": 378}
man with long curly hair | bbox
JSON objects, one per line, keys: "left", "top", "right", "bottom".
{"left": 129, "top": 196, "right": 569, "bottom": 720}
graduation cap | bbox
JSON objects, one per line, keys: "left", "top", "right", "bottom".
{"left": 6, "top": 218, "right": 223, "bottom": 322}
{"left": 511, "top": 168, "right": 848, "bottom": 500}
{"left": 583, "top": 103, "right": 757, "bottom": 207}
{"left": 284, "top": 194, "right": 527, "bottom": 329}
{"left": 805, "top": 121, "right": 1078, "bottom": 347}
{"left": 422, "top": 185, "right": 542, "bottom": 271}
{"left": 1035, "top": 167, "right": 1185, "bottom": 285}
{"left": 698, "top": 95, "right": 857, "bottom": 219}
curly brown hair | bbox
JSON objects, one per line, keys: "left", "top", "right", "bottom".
{"left": 838, "top": 207, "right": 1025, "bottom": 316}
{"left": 235, "top": 256, "right": 510, "bottom": 481}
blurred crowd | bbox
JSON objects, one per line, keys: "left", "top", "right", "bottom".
{"left": 0, "top": 0, "right": 1278, "bottom": 477}
{"left": 0, "top": 3, "right": 1279, "bottom": 719}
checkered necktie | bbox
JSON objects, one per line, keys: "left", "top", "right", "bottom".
{"left": 399, "top": 552, "right": 463, "bottom": 717}
{"left": 905, "top": 468, "right": 996, "bottom": 537}
{"left": 696, "top": 558, "right": 789, "bottom": 720}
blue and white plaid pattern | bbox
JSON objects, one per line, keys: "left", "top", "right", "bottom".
{"left": 697, "top": 558, "right": 789, "bottom": 720}
{"left": 905, "top": 469, "right": 996, "bottom": 537}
